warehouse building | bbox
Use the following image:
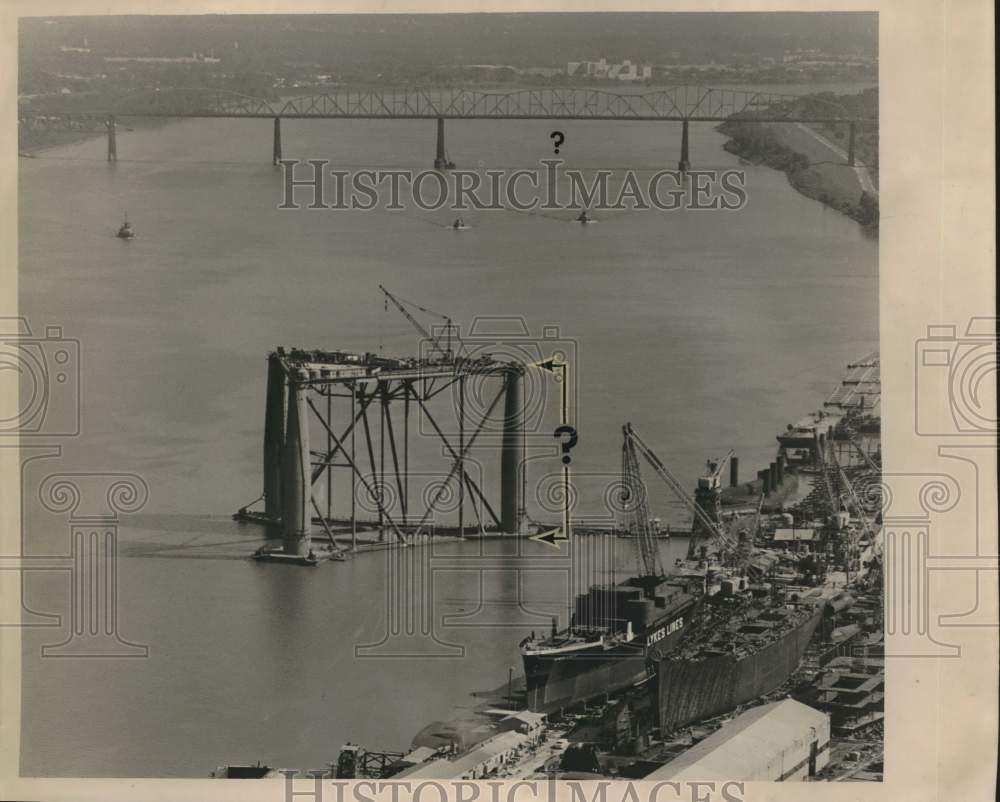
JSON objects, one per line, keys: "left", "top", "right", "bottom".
{"left": 646, "top": 699, "right": 830, "bottom": 782}
{"left": 394, "top": 731, "right": 526, "bottom": 780}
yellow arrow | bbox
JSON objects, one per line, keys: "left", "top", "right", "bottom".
{"left": 529, "top": 528, "right": 569, "bottom": 549}
{"left": 531, "top": 357, "right": 565, "bottom": 372}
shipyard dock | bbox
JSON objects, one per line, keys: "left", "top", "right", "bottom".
{"left": 222, "top": 345, "right": 882, "bottom": 782}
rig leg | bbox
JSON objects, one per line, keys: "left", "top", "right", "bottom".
{"left": 500, "top": 367, "right": 524, "bottom": 535}
{"left": 281, "top": 370, "right": 312, "bottom": 556}
{"left": 272, "top": 117, "right": 282, "bottom": 165}
{"left": 263, "top": 353, "right": 286, "bottom": 519}
{"left": 678, "top": 119, "right": 690, "bottom": 172}
{"left": 107, "top": 115, "right": 117, "bottom": 162}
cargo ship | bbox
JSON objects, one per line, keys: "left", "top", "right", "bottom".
{"left": 655, "top": 584, "right": 833, "bottom": 732}
{"left": 520, "top": 423, "right": 722, "bottom": 713}
{"left": 520, "top": 573, "right": 702, "bottom": 712}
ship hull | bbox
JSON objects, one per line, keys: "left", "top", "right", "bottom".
{"left": 657, "top": 607, "right": 822, "bottom": 732}
{"left": 524, "top": 608, "right": 693, "bottom": 713}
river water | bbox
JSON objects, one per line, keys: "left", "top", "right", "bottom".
{"left": 17, "top": 102, "right": 877, "bottom": 776}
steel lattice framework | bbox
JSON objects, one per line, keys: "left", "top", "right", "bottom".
{"left": 21, "top": 84, "right": 872, "bottom": 123}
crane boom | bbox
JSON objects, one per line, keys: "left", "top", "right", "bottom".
{"left": 379, "top": 285, "right": 457, "bottom": 361}
{"left": 707, "top": 449, "right": 735, "bottom": 482}
{"left": 849, "top": 432, "right": 880, "bottom": 472}
{"left": 621, "top": 426, "right": 664, "bottom": 578}
{"left": 623, "top": 424, "right": 737, "bottom": 557}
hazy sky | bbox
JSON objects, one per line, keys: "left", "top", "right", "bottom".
{"left": 21, "top": 13, "right": 878, "bottom": 69}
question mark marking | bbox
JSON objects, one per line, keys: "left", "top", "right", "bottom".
{"left": 550, "top": 131, "right": 565, "bottom": 155}
{"left": 554, "top": 425, "right": 578, "bottom": 464}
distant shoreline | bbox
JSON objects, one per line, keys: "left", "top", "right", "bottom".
{"left": 18, "top": 115, "right": 179, "bottom": 157}
{"left": 718, "top": 119, "right": 878, "bottom": 232}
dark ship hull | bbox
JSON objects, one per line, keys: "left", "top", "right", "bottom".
{"left": 524, "top": 618, "right": 690, "bottom": 713}
{"left": 522, "top": 575, "right": 701, "bottom": 712}
{"left": 656, "top": 605, "right": 822, "bottom": 732}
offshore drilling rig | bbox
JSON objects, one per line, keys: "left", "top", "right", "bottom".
{"left": 234, "top": 287, "right": 529, "bottom": 563}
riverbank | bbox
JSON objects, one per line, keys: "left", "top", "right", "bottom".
{"left": 18, "top": 115, "right": 178, "bottom": 157}
{"left": 719, "top": 119, "right": 878, "bottom": 232}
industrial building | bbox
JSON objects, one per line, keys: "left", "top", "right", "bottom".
{"left": 795, "top": 655, "right": 884, "bottom": 735}
{"left": 394, "top": 731, "right": 527, "bottom": 780}
{"left": 566, "top": 58, "right": 653, "bottom": 80}
{"left": 773, "top": 528, "right": 818, "bottom": 552}
{"left": 645, "top": 699, "right": 830, "bottom": 782}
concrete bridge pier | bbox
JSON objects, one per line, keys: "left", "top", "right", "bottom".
{"left": 281, "top": 369, "right": 312, "bottom": 556}
{"left": 272, "top": 117, "right": 282, "bottom": 165}
{"left": 678, "top": 119, "right": 690, "bottom": 172}
{"left": 434, "top": 117, "right": 454, "bottom": 170}
{"left": 106, "top": 115, "right": 117, "bottom": 162}
{"left": 500, "top": 366, "right": 524, "bottom": 535}
{"left": 847, "top": 121, "right": 856, "bottom": 166}
{"left": 263, "top": 353, "right": 286, "bottom": 519}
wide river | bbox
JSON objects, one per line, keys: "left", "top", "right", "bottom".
{"left": 17, "top": 93, "right": 877, "bottom": 776}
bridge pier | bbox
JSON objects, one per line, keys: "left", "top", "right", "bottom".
{"left": 847, "top": 121, "right": 856, "bottom": 167}
{"left": 106, "top": 115, "right": 117, "bottom": 162}
{"left": 272, "top": 117, "right": 282, "bottom": 165}
{"left": 434, "top": 117, "right": 454, "bottom": 170}
{"left": 678, "top": 118, "right": 690, "bottom": 172}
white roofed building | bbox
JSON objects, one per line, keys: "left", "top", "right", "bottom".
{"left": 645, "top": 699, "right": 830, "bottom": 782}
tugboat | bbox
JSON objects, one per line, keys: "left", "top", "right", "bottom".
{"left": 452, "top": 217, "right": 469, "bottom": 230}
{"left": 116, "top": 214, "right": 135, "bottom": 239}
{"left": 576, "top": 209, "right": 593, "bottom": 224}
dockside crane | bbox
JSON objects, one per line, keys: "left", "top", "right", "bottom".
{"left": 379, "top": 284, "right": 461, "bottom": 362}
{"left": 828, "top": 447, "right": 881, "bottom": 571}
{"left": 694, "top": 448, "right": 735, "bottom": 535}
{"left": 620, "top": 427, "right": 665, "bottom": 579}
{"left": 849, "top": 431, "right": 881, "bottom": 472}
{"left": 622, "top": 423, "right": 742, "bottom": 565}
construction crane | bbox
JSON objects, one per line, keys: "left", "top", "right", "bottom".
{"left": 745, "top": 485, "right": 767, "bottom": 544}
{"left": 815, "top": 433, "right": 843, "bottom": 516}
{"left": 622, "top": 424, "right": 739, "bottom": 564}
{"left": 849, "top": 431, "right": 881, "bottom": 472}
{"left": 620, "top": 426, "right": 665, "bottom": 578}
{"left": 694, "top": 448, "right": 735, "bottom": 537}
{"left": 828, "top": 447, "right": 881, "bottom": 577}
{"left": 379, "top": 284, "right": 461, "bottom": 362}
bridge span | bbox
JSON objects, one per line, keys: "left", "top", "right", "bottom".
{"left": 19, "top": 85, "right": 874, "bottom": 169}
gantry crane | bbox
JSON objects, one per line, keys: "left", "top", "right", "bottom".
{"left": 379, "top": 284, "right": 461, "bottom": 362}
{"left": 622, "top": 423, "right": 741, "bottom": 566}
